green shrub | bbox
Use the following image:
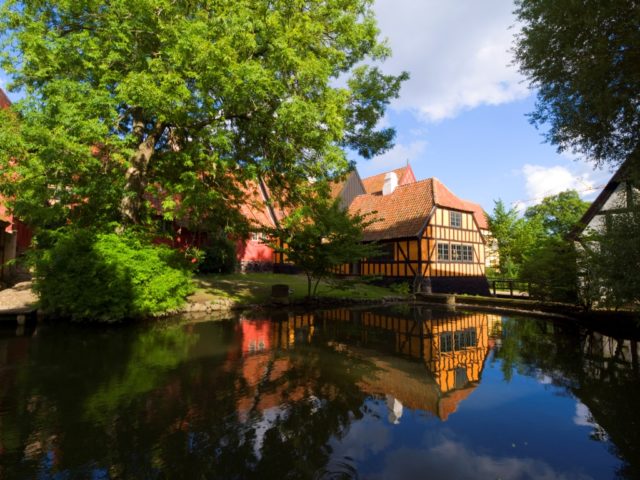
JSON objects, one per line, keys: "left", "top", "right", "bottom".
{"left": 389, "top": 282, "right": 410, "bottom": 296}
{"left": 197, "top": 235, "right": 237, "bottom": 274}
{"left": 33, "top": 228, "right": 194, "bottom": 322}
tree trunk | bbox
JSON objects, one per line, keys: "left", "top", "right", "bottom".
{"left": 306, "top": 273, "right": 312, "bottom": 300}
{"left": 313, "top": 278, "right": 321, "bottom": 297}
{"left": 120, "top": 118, "right": 164, "bottom": 225}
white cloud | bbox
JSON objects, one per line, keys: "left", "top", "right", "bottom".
{"left": 358, "top": 140, "right": 427, "bottom": 177}
{"left": 521, "top": 164, "right": 596, "bottom": 203}
{"left": 374, "top": 0, "right": 529, "bottom": 122}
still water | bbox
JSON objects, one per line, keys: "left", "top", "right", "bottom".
{"left": 1, "top": 306, "right": 639, "bottom": 479}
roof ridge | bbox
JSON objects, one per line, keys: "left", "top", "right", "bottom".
{"left": 361, "top": 165, "right": 408, "bottom": 181}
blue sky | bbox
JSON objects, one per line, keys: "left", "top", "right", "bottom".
{"left": 0, "top": 0, "right": 614, "bottom": 214}
{"left": 354, "top": 0, "right": 614, "bottom": 213}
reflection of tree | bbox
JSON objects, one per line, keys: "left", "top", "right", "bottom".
{"left": 84, "top": 324, "right": 197, "bottom": 423}
{"left": 1, "top": 317, "right": 382, "bottom": 479}
{"left": 493, "top": 317, "right": 640, "bottom": 479}
{"left": 0, "top": 322, "right": 198, "bottom": 479}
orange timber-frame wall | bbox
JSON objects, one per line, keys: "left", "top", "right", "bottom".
{"left": 333, "top": 207, "right": 485, "bottom": 279}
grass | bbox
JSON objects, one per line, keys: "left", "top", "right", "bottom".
{"left": 190, "top": 273, "right": 398, "bottom": 305}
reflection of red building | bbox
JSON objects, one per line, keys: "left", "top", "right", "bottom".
{"left": 0, "top": 88, "right": 32, "bottom": 283}
{"left": 241, "top": 320, "right": 272, "bottom": 355}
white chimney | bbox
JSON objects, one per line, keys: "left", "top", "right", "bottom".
{"left": 382, "top": 172, "right": 398, "bottom": 195}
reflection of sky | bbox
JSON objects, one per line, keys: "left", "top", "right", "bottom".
{"left": 324, "top": 350, "right": 619, "bottom": 480}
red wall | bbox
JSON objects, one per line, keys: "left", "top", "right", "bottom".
{"left": 236, "top": 238, "right": 274, "bottom": 264}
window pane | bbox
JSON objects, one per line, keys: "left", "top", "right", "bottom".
{"left": 440, "top": 332, "right": 453, "bottom": 352}
{"left": 450, "top": 211, "right": 462, "bottom": 228}
{"left": 451, "top": 244, "right": 462, "bottom": 260}
{"left": 454, "top": 328, "right": 477, "bottom": 349}
{"left": 437, "top": 243, "right": 449, "bottom": 261}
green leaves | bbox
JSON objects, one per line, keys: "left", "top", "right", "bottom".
{"left": 514, "top": 0, "right": 640, "bottom": 166}
{"left": 488, "top": 191, "right": 589, "bottom": 302}
{"left": 0, "top": 0, "right": 406, "bottom": 231}
{"left": 267, "top": 194, "right": 379, "bottom": 298}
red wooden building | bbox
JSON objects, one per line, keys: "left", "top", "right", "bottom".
{"left": 0, "top": 88, "right": 32, "bottom": 284}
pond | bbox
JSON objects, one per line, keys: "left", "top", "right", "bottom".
{"left": 0, "top": 306, "right": 639, "bottom": 479}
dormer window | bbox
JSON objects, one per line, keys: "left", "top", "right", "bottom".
{"left": 450, "top": 211, "right": 462, "bottom": 228}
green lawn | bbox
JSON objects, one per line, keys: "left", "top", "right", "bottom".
{"left": 190, "top": 273, "right": 399, "bottom": 305}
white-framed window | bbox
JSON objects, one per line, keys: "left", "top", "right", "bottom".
{"left": 437, "top": 243, "right": 449, "bottom": 261}
{"left": 450, "top": 211, "right": 462, "bottom": 228}
{"left": 439, "top": 243, "right": 474, "bottom": 262}
{"left": 251, "top": 232, "right": 264, "bottom": 241}
{"left": 451, "top": 244, "right": 463, "bottom": 261}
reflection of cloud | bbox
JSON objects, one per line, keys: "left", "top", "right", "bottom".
{"left": 573, "top": 402, "right": 592, "bottom": 427}
{"left": 537, "top": 374, "right": 553, "bottom": 385}
{"left": 252, "top": 406, "right": 286, "bottom": 459}
{"left": 370, "top": 439, "right": 593, "bottom": 480}
{"left": 329, "top": 413, "right": 391, "bottom": 461}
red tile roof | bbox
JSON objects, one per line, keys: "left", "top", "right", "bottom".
{"left": 349, "top": 177, "right": 487, "bottom": 241}
{"left": 362, "top": 166, "right": 413, "bottom": 194}
{"left": 432, "top": 178, "right": 488, "bottom": 230}
{"left": 0, "top": 88, "right": 10, "bottom": 109}
{"left": 238, "top": 180, "right": 277, "bottom": 229}
{"left": 349, "top": 178, "right": 436, "bottom": 241}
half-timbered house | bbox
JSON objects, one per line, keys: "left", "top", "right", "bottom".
{"left": 340, "top": 173, "right": 490, "bottom": 295}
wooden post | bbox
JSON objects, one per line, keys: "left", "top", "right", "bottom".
{"left": 509, "top": 280, "right": 513, "bottom": 298}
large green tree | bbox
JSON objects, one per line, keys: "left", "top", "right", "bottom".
{"left": 514, "top": 0, "right": 640, "bottom": 167}
{"left": 0, "top": 0, "right": 407, "bottom": 232}
{"left": 524, "top": 190, "right": 590, "bottom": 238}
{"left": 487, "top": 199, "right": 540, "bottom": 278}
{"left": 519, "top": 191, "right": 589, "bottom": 301}
{"left": 488, "top": 191, "right": 589, "bottom": 301}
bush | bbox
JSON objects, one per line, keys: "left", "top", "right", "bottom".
{"left": 33, "top": 229, "right": 194, "bottom": 322}
{"left": 197, "top": 235, "right": 237, "bottom": 274}
{"left": 389, "top": 282, "right": 410, "bottom": 296}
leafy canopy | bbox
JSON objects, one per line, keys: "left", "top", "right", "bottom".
{"left": 268, "top": 196, "right": 379, "bottom": 298}
{"left": 0, "top": 0, "right": 407, "bottom": 230}
{"left": 514, "top": 0, "right": 640, "bottom": 166}
{"left": 488, "top": 191, "right": 589, "bottom": 302}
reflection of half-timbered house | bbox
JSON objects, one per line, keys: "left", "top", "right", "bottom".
{"left": 285, "top": 307, "right": 499, "bottom": 420}
{"left": 342, "top": 171, "right": 490, "bottom": 295}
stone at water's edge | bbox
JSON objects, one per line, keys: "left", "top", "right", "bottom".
{"left": 0, "top": 281, "right": 38, "bottom": 316}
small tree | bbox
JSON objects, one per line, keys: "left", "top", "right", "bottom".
{"left": 269, "top": 197, "right": 378, "bottom": 299}
{"left": 487, "top": 199, "right": 540, "bottom": 278}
